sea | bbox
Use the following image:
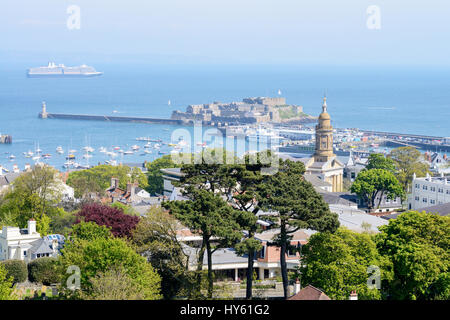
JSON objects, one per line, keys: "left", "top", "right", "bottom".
{"left": 0, "top": 63, "right": 449, "bottom": 171}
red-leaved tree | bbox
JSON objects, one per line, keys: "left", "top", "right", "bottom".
{"left": 76, "top": 203, "right": 140, "bottom": 238}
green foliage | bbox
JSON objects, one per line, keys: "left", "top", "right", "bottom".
{"left": 110, "top": 202, "right": 138, "bottom": 216}
{"left": 376, "top": 211, "right": 450, "bottom": 300}
{"left": 36, "top": 213, "right": 51, "bottom": 236}
{"left": 275, "top": 105, "right": 304, "bottom": 120}
{"left": 66, "top": 164, "right": 148, "bottom": 199}
{"left": 145, "top": 155, "right": 181, "bottom": 195}
{"left": 300, "top": 228, "right": 392, "bottom": 300}
{"left": 132, "top": 206, "right": 194, "bottom": 299}
{"left": 0, "top": 263, "right": 16, "bottom": 300}
{"left": 49, "top": 208, "right": 77, "bottom": 236}
{"left": 59, "top": 236, "right": 161, "bottom": 300}
{"left": 71, "top": 221, "right": 113, "bottom": 241}
{"left": 366, "top": 153, "right": 396, "bottom": 172}
{"left": 0, "top": 165, "right": 63, "bottom": 228}
{"left": 28, "top": 257, "right": 61, "bottom": 285}
{"left": 388, "top": 147, "right": 430, "bottom": 193}
{"left": 1, "top": 260, "right": 28, "bottom": 284}
{"left": 163, "top": 188, "right": 243, "bottom": 298}
{"left": 81, "top": 266, "right": 146, "bottom": 300}
{"left": 258, "top": 158, "right": 340, "bottom": 298}
{"left": 351, "top": 168, "right": 404, "bottom": 211}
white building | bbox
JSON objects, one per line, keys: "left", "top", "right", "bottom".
{"left": 408, "top": 173, "right": 450, "bottom": 210}
{"left": 0, "top": 219, "right": 63, "bottom": 261}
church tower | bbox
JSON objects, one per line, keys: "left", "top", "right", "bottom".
{"left": 304, "top": 95, "right": 344, "bottom": 192}
{"left": 313, "top": 96, "right": 335, "bottom": 162}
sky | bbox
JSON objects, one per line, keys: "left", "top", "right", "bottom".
{"left": 1, "top": 0, "right": 450, "bottom": 66}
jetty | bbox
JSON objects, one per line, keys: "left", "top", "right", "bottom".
{"left": 39, "top": 102, "right": 189, "bottom": 126}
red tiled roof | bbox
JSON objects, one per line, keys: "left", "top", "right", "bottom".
{"left": 287, "top": 285, "right": 331, "bottom": 300}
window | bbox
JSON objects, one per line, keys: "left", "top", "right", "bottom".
{"left": 423, "top": 185, "right": 428, "bottom": 190}
{"left": 438, "top": 188, "right": 443, "bottom": 193}
{"left": 447, "top": 190, "right": 450, "bottom": 195}
{"left": 431, "top": 187, "right": 436, "bottom": 192}
{"left": 415, "top": 184, "right": 420, "bottom": 189}
{"left": 23, "top": 250, "right": 27, "bottom": 256}
{"left": 415, "top": 196, "right": 419, "bottom": 201}
{"left": 259, "top": 246, "right": 266, "bottom": 259}
{"left": 423, "top": 198, "right": 428, "bottom": 203}
{"left": 430, "top": 199, "right": 436, "bottom": 204}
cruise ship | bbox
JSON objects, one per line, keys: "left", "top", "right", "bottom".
{"left": 27, "top": 62, "right": 103, "bottom": 77}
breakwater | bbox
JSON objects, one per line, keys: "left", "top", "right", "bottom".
{"left": 39, "top": 112, "right": 189, "bottom": 126}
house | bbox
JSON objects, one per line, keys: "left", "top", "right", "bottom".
{"left": 408, "top": 173, "right": 450, "bottom": 210}
{"left": 105, "top": 177, "right": 151, "bottom": 204}
{"left": 0, "top": 219, "right": 64, "bottom": 261}
{"left": 287, "top": 284, "right": 331, "bottom": 300}
{"left": 180, "top": 228, "right": 312, "bottom": 282}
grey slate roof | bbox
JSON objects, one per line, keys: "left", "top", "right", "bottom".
{"left": 0, "top": 172, "right": 20, "bottom": 186}
{"left": 28, "top": 239, "right": 53, "bottom": 255}
{"left": 382, "top": 202, "right": 450, "bottom": 220}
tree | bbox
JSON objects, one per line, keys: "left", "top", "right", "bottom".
{"left": 299, "top": 228, "right": 392, "bottom": 300}
{"left": 145, "top": 155, "right": 181, "bottom": 195}
{"left": 376, "top": 211, "right": 450, "bottom": 300}
{"left": 388, "top": 147, "right": 429, "bottom": 193}
{"left": 0, "top": 263, "right": 16, "bottom": 300}
{"left": 162, "top": 189, "right": 242, "bottom": 299}
{"left": 71, "top": 221, "right": 113, "bottom": 241}
{"left": 258, "top": 158, "right": 340, "bottom": 298}
{"left": 66, "top": 164, "right": 148, "bottom": 199}
{"left": 76, "top": 203, "right": 140, "bottom": 238}
{"left": 49, "top": 208, "right": 77, "bottom": 236}
{"left": 366, "top": 153, "right": 396, "bottom": 172}
{"left": 28, "top": 257, "right": 61, "bottom": 285}
{"left": 351, "top": 169, "right": 404, "bottom": 211}
{"left": 0, "top": 165, "right": 63, "bottom": 229}
{"left": 81, "top": 266, "right": 146, "bottom": 300}
{"left": 59, "top": 236, "right": 161, "bottom": 300}
{"left": 132, "top": 206, "right": 193, "bottom": 299}
{"left": 1, "top": 260, "right": 28, "bottom": 284}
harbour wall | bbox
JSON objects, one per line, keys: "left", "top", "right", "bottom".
{"left": 40, "top": 112, "right": 192, "bottom": 126}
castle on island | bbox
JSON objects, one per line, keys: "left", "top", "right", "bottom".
{"left": 171, "top": 97, "right": 310, "bottom": 125}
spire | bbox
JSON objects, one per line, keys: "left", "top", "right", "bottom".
{"left": 322, "top": 95, "right": 327, "bottom": 113}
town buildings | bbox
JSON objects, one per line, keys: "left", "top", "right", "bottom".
{"left": 408, "top": 172, "right": 450, "bottom": 210}
{"left": 0, "top": 219, "right": 64, "bottom": 262}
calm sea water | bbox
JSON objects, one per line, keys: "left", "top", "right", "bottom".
{"left": 0, "top": 63, "right": 449, "bottom": 171}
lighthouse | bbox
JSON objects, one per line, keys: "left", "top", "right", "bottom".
{"left": 40, "top": 101, "right": 48, "bottom": 119}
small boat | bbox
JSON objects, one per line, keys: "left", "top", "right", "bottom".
{"left": 42, "top": 154, "right": 51, "bottom": 159}
{"left": 144, "top": 143, "right": 152, "bottom": 148}
{"left": 66, "top": 154, "right": 76, "bottom": 160}
{"left": 32, "top": 156, "right": 41, "bottom": 161}
{"left": 144, "top": 149, "right": 152, "bottom": 154}
{"left": 131, "top": 145, "right": 140, "bottom": 151}
{"left": 113, "top": 146, "right": 120, "bottom": 150}
{"left": 158, "top": 151, "right": 167, "bottom": 155}
{"left": 83, "top": 154, "right": 92, "bottom": 159}
{"left": 9, "top": 154, "right": 16, "bottom": 159}
{"left": 69, "top": 149, "right": 77, "bottom": 153}
{"left": 56, "top": 146, "right": 63, "bottom": 152}
{"left": 123, "top": 150, "right": 134, "bottom": 155}
{"left": 82, "top": 146, "right": 94, "bottom": 153}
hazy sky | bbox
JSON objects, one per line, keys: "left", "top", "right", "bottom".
{"left": 1, "top": 0, "right": 450, "bottom": 65}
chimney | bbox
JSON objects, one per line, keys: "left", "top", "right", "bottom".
{"left": 349, "top": 291, "right": 358, "bottom": 300}
{"left": 127, "top": 181, "right": 138, "bottom": 201}
{"left": 111, "top": 177, "right": 119, "bottom": 189}
{"left": 52, "top": 239, "right": 59, "bottom": 255}
{"left": 294, "top": 278, "right": 301, "bottom": 294}
{"left": 28, "top": 219, "right": 37, "bottom": 234}
{"left": 13, "top": 164, "right": 19, "bottom": 173}
{"left": 0, "top": 165, "right": 3, "bottom": 176}
{"left": 24, "top": 163, "right": 31, "bottom": 172}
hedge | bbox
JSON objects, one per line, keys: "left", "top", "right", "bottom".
{"left": 27, "top": 257, "right": 61, "bottom": 285}
{"left": 1, "top": 260, "right": 28, "bottom": 284}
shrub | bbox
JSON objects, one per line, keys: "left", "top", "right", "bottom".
{"left": 1, "top": 260, "right": 27, "bottom": 284}
{"left": 28, "top": 257, "right": 61, "bottom": 285}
